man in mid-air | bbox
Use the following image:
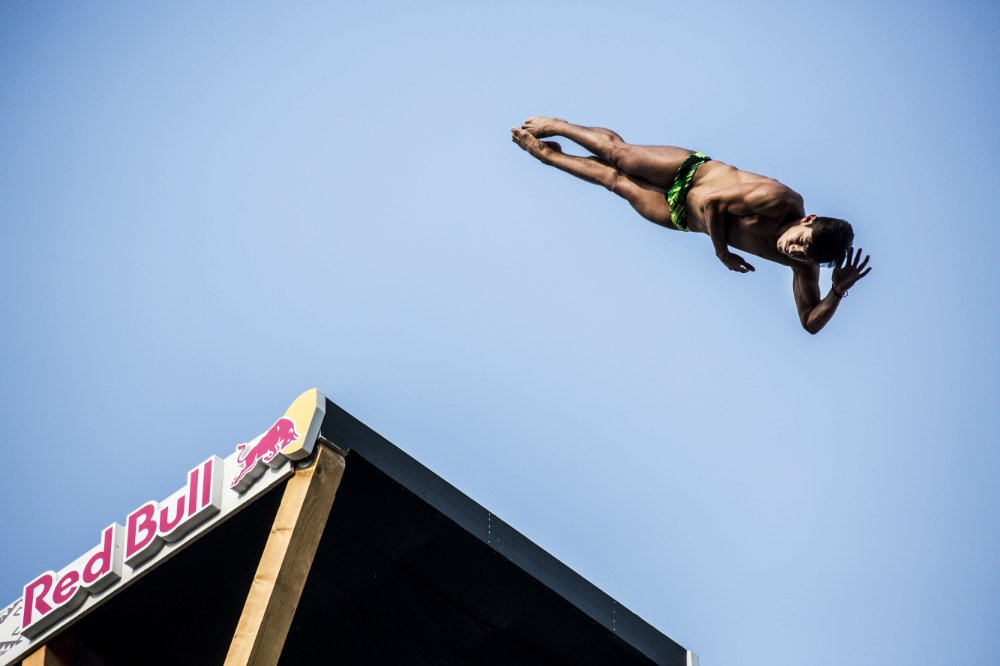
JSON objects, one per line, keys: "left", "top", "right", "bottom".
{"left": 511, "top": 118, "right": 871, "bottom": 334}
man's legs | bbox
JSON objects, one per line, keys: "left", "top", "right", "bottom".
{"left": 511, "top": 128, "right": 673, "bottom": 228}
{"left": 521, "top": 117, "right": 695, "bottom": 189}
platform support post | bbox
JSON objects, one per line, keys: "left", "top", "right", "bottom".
{"left": 224, "top": 445, "right": 346, "bottom": 666}
{"left": 22, "top": 633, "right": 73, "bottom": 666}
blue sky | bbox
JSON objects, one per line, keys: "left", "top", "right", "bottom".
{"left": 1, "top": 2, "right": 996, "bottom": 664}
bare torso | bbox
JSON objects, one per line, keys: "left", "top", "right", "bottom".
{"left": 684, "top": 161, "right": 806, "bottom": 267}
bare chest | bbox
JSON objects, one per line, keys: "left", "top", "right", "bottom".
{"left": 684, "top": 200, "right": 793, "bottom": 265}
{"left": 725, "top": 225, "right": 793, "bottom": 265}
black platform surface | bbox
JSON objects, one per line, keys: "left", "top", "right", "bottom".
{"left": 296, "top": 398, "right": 691, "bottom": 665}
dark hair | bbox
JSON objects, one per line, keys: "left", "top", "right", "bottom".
{"left": 807, "top": 217, "right": 854, "bottom": 267}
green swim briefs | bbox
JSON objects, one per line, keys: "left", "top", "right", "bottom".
{"left": 666, "top": 151, "right": 712, "bottom": 231}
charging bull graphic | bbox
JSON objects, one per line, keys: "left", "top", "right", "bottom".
{"left": 230, "top": 417, "right": 300, "bottom": 492}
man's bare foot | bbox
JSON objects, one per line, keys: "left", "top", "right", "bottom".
{"left": 521, "top": 117, "right": 565, "bottom": 138}
{"left": 511, "top": 127, "right": 561, "bottom": 159}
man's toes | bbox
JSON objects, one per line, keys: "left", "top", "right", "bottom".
{"left": 523, "top": 117, "right": 560, "bottom": 138}
{"left": 511, "top": 128, "right": 534, "bottom": 150}
{"left": 522, "top": 117, "right": 542, "bottom": 135}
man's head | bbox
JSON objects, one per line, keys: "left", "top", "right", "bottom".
{"left": 776, "top": 215, "right": 854, "bottom": 266}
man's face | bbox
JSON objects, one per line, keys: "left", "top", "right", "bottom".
{"left": 777, "top": 215, "right": 817, "bottom": 262}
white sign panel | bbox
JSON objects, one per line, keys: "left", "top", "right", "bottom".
{"left": 0, "top": 388, "right": 326, "bottom": 665}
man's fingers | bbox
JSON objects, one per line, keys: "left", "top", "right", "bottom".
{"left": 721, "top": 253, "right": 754, "bottom": 273}
{"left": 857, "top": 255, "right": 870, "bottom": 271}
{"left": 842, "top": 266, "right": 872, "bottom": 288}
{"left": 853, "top": 247, "right": 863, "bottom": 266}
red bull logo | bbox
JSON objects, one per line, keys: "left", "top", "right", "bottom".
{"left": 230, "top": 417, "right": 300, "bottom": 492}
{"left": 2, "top": 388, "right": 327, "bottom": 662}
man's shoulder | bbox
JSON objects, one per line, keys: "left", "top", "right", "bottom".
{"left": 747, "top": 177, "right": 801, "bottom": 200}
{"left": 740, "top": 179, "right": 803, "bottom": 213}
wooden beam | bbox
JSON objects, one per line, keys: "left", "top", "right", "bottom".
{"left": 224, "top": 445, "right": 346, "bottom": 666}
{"left": 22, "top": 633, "right": 72, "bottom": 666}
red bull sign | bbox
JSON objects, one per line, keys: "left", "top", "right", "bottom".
{"left": 0, "top": 389, "right": 327, "bottom": 665}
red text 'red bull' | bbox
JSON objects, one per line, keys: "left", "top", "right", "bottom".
{"left": 21, "top": 456, "right": 222, "bottom": 637}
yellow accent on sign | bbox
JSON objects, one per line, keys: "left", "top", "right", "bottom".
{"left": 278, "top": 388, "right": 326, "bottom": 461}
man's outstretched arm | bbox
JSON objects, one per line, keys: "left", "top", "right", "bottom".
{"left": 793, "top": 248, "right": 872, "bottom": 334}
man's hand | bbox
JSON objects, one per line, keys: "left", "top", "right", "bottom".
{"left": 718, "top": 251, "right": 755, "bottom": 273}
{"left": 831, "top": 247, "right": 871, "bottom": 296}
